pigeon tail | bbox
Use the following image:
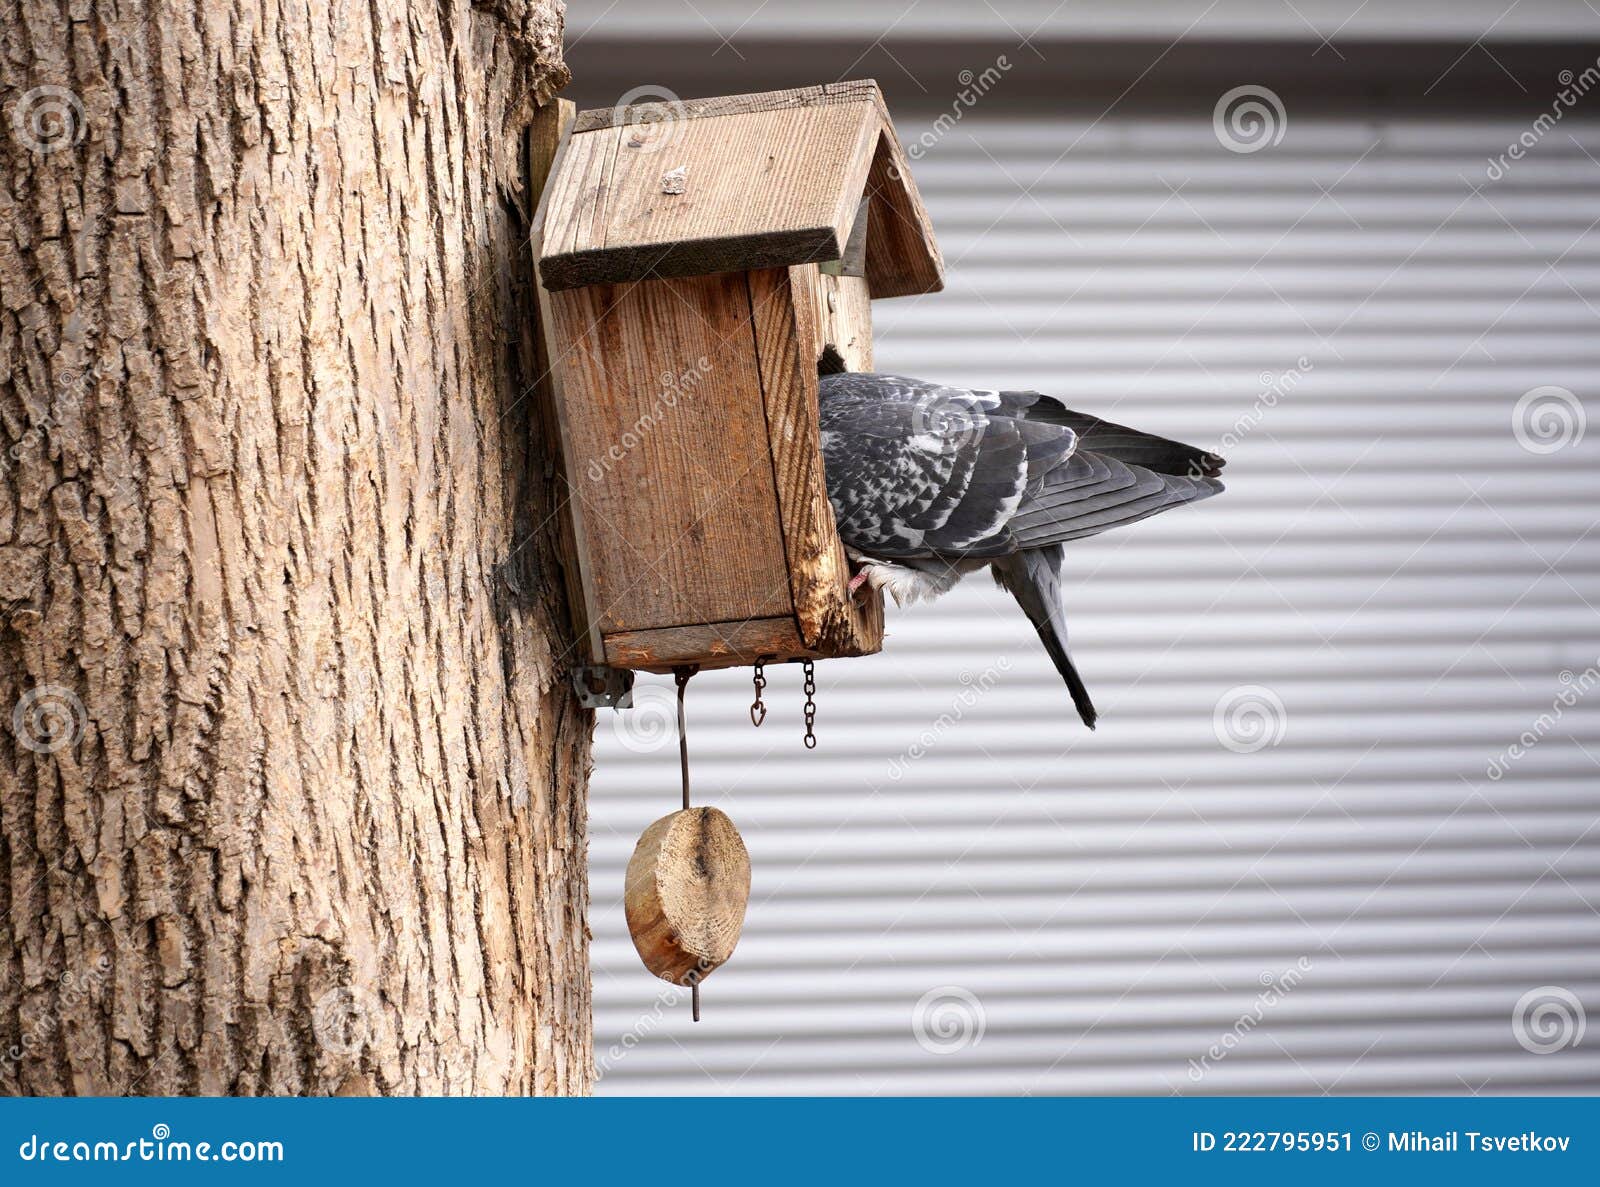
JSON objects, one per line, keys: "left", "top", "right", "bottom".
{"left": 991, "top": 546, "right": 1098, "bottom": 730}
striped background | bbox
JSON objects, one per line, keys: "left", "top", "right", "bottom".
{"left": 581, "top": 94, "right": 1600, "bottom": 1093}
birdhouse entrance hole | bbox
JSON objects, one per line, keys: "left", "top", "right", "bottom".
{"left": 532, "top": 81, "right": 943, "bottom": 675}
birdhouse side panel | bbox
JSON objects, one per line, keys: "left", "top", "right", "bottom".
{"left": 748, "top": 266, "right": 884, "bottom": 659}
{"left": 545, "top": 273, "right": 796, "bottom": 638}
{"left": 806, "top": 268, "right": 874, "bottom": 373}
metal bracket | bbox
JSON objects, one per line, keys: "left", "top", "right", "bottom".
{"left": 820, "top": 196, "right": 870, "bottom": 278}
{"left": 572, "top": 665, "right": 635, "bottom": 709}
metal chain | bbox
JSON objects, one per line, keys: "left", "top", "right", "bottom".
{"left": 802, "top": 659, "right": 817, "bottom": 749}
{"left": 750, "top": 658, "right": 767, "bottom": 727}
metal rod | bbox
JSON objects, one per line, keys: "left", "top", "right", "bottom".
{"left": 673, "top": 665, "right": 695, "bottom": 810}
{"left": 673, "top": 665, "right": 700, "bottom": 1021}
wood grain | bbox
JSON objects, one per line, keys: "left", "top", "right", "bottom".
{"left": 810, "top": 271, "right": 876, "bottom": 373}
{"left": 542, "top": 103, "right": 877, "bottom": 291}
{"left": 528, "top": 100, "right": 601, "bottom": 665}
{"left": 603, "top": 617, "right": 808, "bottom": 672}
{"left": 748, "top": 267, "right": 886, "bottom": 658}
{"left": 624, "top": 809, "right": 750, "bottom": 987}
{"left": 573, "top": 80, "right": 882, "bottom": 131}
{"left": 540, "top": 80, "right": 941, "bottom": 297}
{"left": 863, "top": 117, "right": 947, "bottom": 298}
{"left": 544, "top": 274, "right": 796, "bottom": 635}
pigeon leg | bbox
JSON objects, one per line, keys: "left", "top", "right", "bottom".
{"left": 847, "top": 570, "right": 869, "bottom": 595}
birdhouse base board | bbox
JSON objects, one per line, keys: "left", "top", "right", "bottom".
{"left": 602, "top": 614, "right": 877, "bottom": 674}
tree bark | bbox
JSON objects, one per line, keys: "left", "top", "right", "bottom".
{"left": 0, "top": 0, "right": 591, "bottom": 1094}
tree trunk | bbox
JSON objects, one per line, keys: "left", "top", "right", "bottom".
{"left": 0, "top": 0, "right": 592, "bottom": 1094}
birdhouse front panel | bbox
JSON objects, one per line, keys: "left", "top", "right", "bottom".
{"left": 532, "top": 80, "right": 943, "bottom": 674}
{"left": 547, "top": 272, "right": 794, "bottom": 637}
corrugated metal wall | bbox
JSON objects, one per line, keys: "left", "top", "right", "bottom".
{"left": 586, "top": 108, "right": 1600, "bottom": 1094}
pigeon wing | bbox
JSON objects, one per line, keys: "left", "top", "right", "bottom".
{"left": 819, "top": 373, "right": 1077, "bottom": 559}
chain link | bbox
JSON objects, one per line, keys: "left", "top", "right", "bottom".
{"left": 802, "top": 659, "right": 817, "bottom": 749}
{"left": 750, "top": 658, "right": 767, "bottom": 727}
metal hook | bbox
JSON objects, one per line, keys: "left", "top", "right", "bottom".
{"left": 673, "top": 665, "right": 697, "bottom": 811}
{"left": 750, "top": 658, "right": 767, "bottom": 727}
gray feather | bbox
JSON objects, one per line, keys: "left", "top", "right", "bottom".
{"left": 818, "top": 371, "right": 1227, "bottom": 727}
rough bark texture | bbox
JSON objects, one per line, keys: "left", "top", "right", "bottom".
{"left": 0, "top": 0, "right": 593, "bottom": 1094}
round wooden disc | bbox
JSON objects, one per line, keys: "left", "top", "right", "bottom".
{"left": 624, "top": 807, "right": 751, "bottom": 986}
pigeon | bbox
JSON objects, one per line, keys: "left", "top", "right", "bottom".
{"left": 817, "top": 371, "right": 1225, "bottom": 729}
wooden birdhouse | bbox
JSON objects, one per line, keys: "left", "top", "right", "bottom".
{"left": 533, "top": 80, "right": 943, "bottom": 678}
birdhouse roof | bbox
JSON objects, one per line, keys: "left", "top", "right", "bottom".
{"left": 535, "top": 80, "right": 944, "bottom": 298}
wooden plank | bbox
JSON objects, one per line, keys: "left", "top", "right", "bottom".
{"left": 526, "top": 98, "right": 607, "bottom": 665}
{"left": 604, "top": 617, "right": 807, "bottom": 673}
{"left": 537, "top": 121, "right": 622, "bottom": 261}
{"left": 545, "top": 80, "right": 941, "bottom": 297}
{"left": 573, "top": 80, "right": 882, "bottom": 132}
{"left": 746, "top": 266, "right": 884, "bottom": 659}
{"left": 862, "top": 111, "right": 946, "bottom": 298}
{"left": 807, "top": 269, "right": 874, "bottom": 373}
{"left": 545, "top": 273, "right": 796, "bottom": 636}
{"left": 541, "top": 102, "right": 878, "bottom": 292}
